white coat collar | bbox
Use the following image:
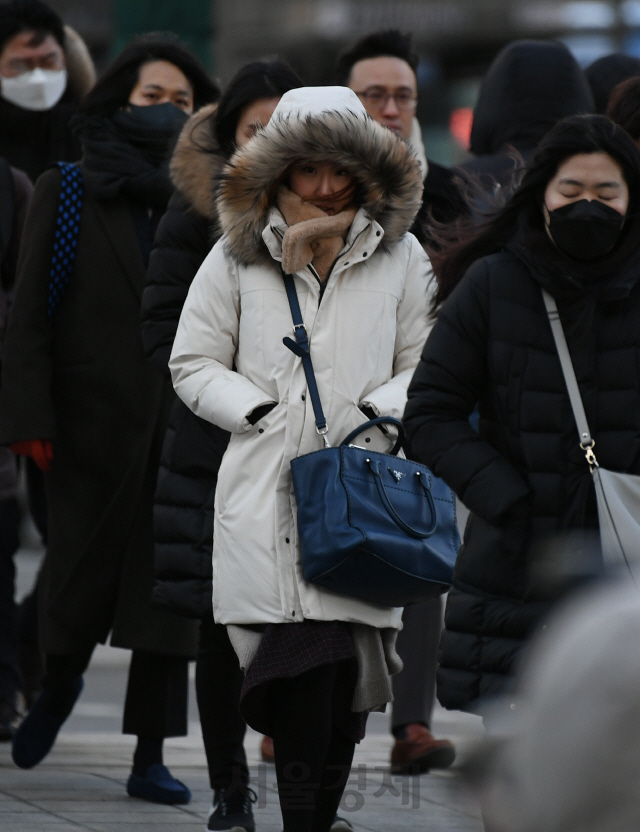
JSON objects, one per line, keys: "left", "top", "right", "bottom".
{"left": 262, "top": 205, "right": 385, "bottom": 277}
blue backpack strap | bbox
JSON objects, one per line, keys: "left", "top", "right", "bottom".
{"left": 48, "top": 162, "right": 83, "bottom": 322}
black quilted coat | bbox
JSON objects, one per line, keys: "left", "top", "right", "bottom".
{"left": 404, "top": 239, "right": 640, "bottom": 712}
{"left": 141, "top": 105, "right": 229, "bottom": 618}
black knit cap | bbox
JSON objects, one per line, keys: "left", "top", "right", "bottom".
{"left": 0, "top": 0, "right": 65, "bottom": 56}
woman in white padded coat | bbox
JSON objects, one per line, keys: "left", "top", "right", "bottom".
{"left": 170, "top": 86, "right": 432, "bottom": 832}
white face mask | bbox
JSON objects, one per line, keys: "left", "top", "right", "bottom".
{"left": 1, "top": 68, "right": 67, "bottom": 111}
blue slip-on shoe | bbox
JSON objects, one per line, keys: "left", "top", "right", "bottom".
{"left": 127, "top": 763, "right": 192, "bottom": 805}
{"left": 11, "top": 676, "right": 83, "bottom": 769}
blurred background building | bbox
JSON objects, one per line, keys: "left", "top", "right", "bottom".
{"left": 44, "top": 0, "right": 640, "bottom": 163}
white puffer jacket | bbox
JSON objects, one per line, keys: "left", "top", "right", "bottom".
{"left": 170, "top": 88, "right": 434, "bottom": 627}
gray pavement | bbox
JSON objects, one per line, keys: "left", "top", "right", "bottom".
{"left": 0, "top": 545, "right": 485, "bottom": 832}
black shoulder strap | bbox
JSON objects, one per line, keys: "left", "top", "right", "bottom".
{"left": 281, "top": 270, "right": 330, "bottom": 446}
{"left": 0, "top": 158, "right": 15, "bottom": 267}
{"left": 48, "top": 162, "right": 83, "bottom": 323}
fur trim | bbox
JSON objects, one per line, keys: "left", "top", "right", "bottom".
{"left": 217, "top": 110, "right": 423, "bottom": 266}
{"left": 63, "top": 26, "right": 96, "bottom": 100}
{"left": 170, "top": 103, "right": 224, "bottom": 221}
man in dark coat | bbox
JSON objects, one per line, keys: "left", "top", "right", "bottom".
{"left": 0, "top": 37, "right": 219, "bottom": 793}
{"left": 458, "top": 40, "right": 594, "bottom": 201}
{"left": 0, "top": 161, "right": 197, "bottom": 663}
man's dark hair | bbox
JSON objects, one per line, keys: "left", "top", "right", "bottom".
{"left": 0, "top": 0, "right": 65, "bottom": 56}
{"left": 334, "top": 29, "right": 418, "bottom": 86}
{"left": 78, "top": 34, "right": 219, "bottom": 118}
{"left": 607, "top": 77, "right": 640, "bottom": 142}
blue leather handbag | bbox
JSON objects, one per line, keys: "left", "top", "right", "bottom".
{"left": 282, "top": 271, "right": 460, "bottom": 607}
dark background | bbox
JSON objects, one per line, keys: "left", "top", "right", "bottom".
{"left": 46, "top": 0, "right": 640, "bottom": 164}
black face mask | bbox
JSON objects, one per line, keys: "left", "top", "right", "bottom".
{"left": 545, "top": 198, "right": 626, "bottom": 261}
{"left": 124, "top": 102, "right": 189, "bottom": 132}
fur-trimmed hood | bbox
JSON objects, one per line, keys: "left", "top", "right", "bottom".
{"left": 170, "top": 102, "right": 225, "bottom": 221}
{"left": 64, "top": 26, "right": 96, "bottom": 100}
{"left": 217, "top": 87, "right": 423, "bottom": 266}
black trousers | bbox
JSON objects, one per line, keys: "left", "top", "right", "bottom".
{"left": 392, "top": 596, "right": 443, "bottom": 732}
{"left": 44, "top": 647, "right": 188, "bottom": 738}
{"left": 269, "top": 663, "right": 357, "bottom": 832}
{"left": 196, "top": 616, "right": 248, "bottom": 791}
{"left": 0, "top": 498, "right": 20, "bottom": 701}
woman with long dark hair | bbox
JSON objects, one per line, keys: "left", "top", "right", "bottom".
{"left": 140, "top": 57, "right": 304, "bottom": 832}
{"left": 404, "top": 114, "right": 640, "bottom": 713}
{"left": 0, "top": 36, "right": 218, "bottom": 802}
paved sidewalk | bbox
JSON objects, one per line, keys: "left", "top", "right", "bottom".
{"left": 0, "top": 704, "right": 485, "bottom": 832}
{"left": 1, "top": 545, "right": 485, "bottom": 831}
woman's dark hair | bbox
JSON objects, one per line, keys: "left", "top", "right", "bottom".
{"left": 214, "top": 58, "right": 304, "bottom": 158}
{"left": 79, "top": 34, "right": 219, "bottom": 118}
{"left": 434, "top": 114, "right": 640, "bottom": 307}
{"left": 0, "top": 0, "right": 64, "bottom": 54}
{"left": 607, "top": 77, "right": 640, "bottom": 142}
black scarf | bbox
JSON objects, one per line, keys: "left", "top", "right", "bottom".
{"left": 507, "top": 206, "right": 640, "bottom": 300}
{"left": 72, "top": 107, "right": 186, "bottom": 209}
{"left": 507, "top": 212, "right": 640, "bottom": 351}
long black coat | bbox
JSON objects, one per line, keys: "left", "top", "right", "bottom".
{"left": 0, "top": 166, "right": 198, "bottom": 657}
{"left": 140, "top": 104, "right": 229, "bottom": 619}
{"left": 404, "top": 246, "right": 640, "bottom": 712}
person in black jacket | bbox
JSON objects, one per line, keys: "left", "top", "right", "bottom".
{"left": 458, "top": 40, "right": 594, "bottom": 204}
{"left": 404, "top": 114, "right": 640, "bottom": 714}
{"left": 0, "top": 36, "right": 219, "bottom": 801}
{"left": 140, "top": 58, "right": 304, "bottom": 832}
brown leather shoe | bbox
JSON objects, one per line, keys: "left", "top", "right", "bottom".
{"left": 260, "top": 735, "right": 274, "bottom": 763}
{"left": 390, "top": 723, "right": 456, "bottom": 774}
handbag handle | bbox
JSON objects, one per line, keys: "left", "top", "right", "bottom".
{"left": 541, "top": 289, "right": 599, "bottom": 467}
{"left": 341, "top": 417, "right": 404, "bottom": 456}
{"left": 366, "top": 458, "right": 437, "bottom": 539}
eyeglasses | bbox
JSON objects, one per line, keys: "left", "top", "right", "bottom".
{"left": 354, "top": 88, "right": 418, "bottom": 112}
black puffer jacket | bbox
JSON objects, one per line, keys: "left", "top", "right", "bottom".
{"left": 458, "top": 41, "right": 594, "bottom": 197}
{"left": 404, "top": 243, "right": 640, "bottom": 712}
{"left": 141, "top": 104, "right": 229, "bottom": 618}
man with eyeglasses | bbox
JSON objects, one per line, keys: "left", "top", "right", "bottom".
{"left": 335, "top": 29, "right": 459, "bottom": 777}
{"left": 335, "top": 29, "right": 467, "bottom": 251}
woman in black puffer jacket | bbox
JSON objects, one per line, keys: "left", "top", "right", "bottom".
{"left": 140, "top": 58, "right": 303, "bottom": 830}
{"left": 404, "top": 114, "right": 640, "bottom": 714}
